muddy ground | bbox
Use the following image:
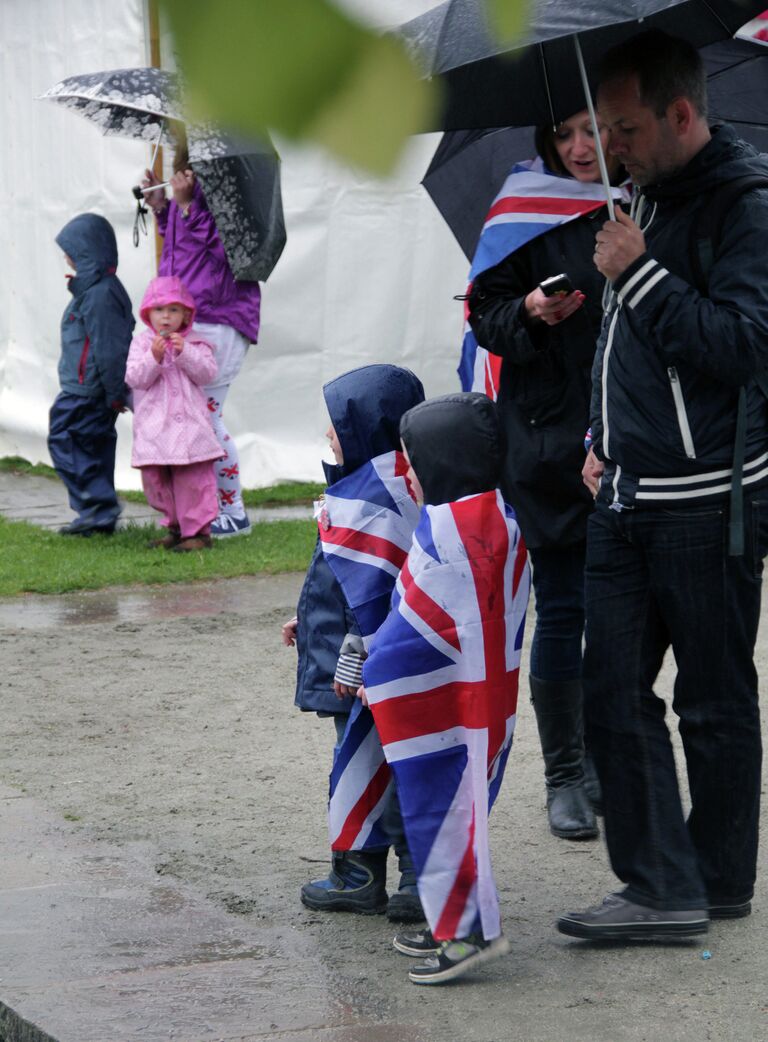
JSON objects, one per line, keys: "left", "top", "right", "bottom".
{"left": 0, "top": 575, "right": 766, "bottom": 1042}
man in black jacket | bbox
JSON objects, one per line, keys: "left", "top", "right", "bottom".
{"left": 558, "top": 30, "right": 768, "bottom": 941}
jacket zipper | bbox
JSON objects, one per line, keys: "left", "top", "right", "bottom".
{"left": 667, "top": 366, "right": 696, "bottom": 459}
{"left": 600, "top": 304, "right": 621, "bottom": 459}
{"left": 77, "top": 336, "right": 91, "bottom": 384}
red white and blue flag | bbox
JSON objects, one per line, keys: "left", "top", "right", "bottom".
{"left": 459, "top": 157, "right": 625, "bottom": 399}
{"left": 363, "top": 490, "right": 530, "bottom": 941}
{"left": 319, "top": 450, "right": 421, "bottom": 851}
{"left": 737, "top": 9, "right": 768, "bottom": 45}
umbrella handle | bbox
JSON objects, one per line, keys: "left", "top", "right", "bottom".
{"left": 573, "top": 35, "right": 616, "bottom": 222}
{"left": 135, "top": 181, "right": 172, "bottom": 196}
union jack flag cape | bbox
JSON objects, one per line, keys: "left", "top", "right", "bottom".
{"left": 363, "top": 490, "right": 530, "bottom": 941}
{"left": 737, "top": 10, "right": 768, "bottom": 44}
{"left": 459, "top": 157, "right": 626, "bottom": 400}
{"left": 319, "top": 450, "right": 421, "bottom": 851}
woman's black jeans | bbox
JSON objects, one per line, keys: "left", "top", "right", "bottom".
{"left": 528, "top": 542, "right": 586, "bottom": 682}
{"left": 582, "top": 496, "right": 765, "bottom": 909}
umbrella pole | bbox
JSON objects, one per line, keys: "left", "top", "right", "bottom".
{"left": 149, "top": 119, "right": 164, "bottom": 173}
{"left": 573, "top": 35, "right": 615, "bottom": 221}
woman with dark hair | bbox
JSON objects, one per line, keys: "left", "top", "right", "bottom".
{"left": 467, "top": 110, "right": 625, "bottom": 841}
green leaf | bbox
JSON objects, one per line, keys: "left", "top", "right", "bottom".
{"left": 485, "top": 0, "right": 530, "bottom": 43}
{"left": 160, "top": 0, "right": 436, "bottom": 173}
{"left": 306, "top": 33, "right": 438, "bottom": 174}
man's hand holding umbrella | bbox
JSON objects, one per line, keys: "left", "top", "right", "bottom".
{"left": 593, "top": 208, "right": 646, "bottom": 282}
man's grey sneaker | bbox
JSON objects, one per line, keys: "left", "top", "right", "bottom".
{"left": 211, "top": 513, "right": 252, "bottom": 538}
{"left": 393, "top": 927, "right": 439, "bottom": 957}
{"left": 709, "top": 900, "right": 752, "bottom": 920}
{"left": 407, "top": 934, "right": 510, "bottom": 985}
{"left": 557, "top": 893, "right": 709, "bottom": 941}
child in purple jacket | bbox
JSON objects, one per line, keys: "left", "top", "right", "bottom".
{"left": 143, "top": 140, "right": 260, "bottom": 539}
{"left": 126, "top": 276, "right": 222, "bottom": 552}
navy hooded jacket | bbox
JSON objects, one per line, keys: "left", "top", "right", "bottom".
{"left": 591, "top": 125, "right": 768, "bottom": 509}
{"left": 56, "top": 214, "right": 135, "bottom": 406}
{"left": 294, "top": 364, "right": 425, "bottom": 715}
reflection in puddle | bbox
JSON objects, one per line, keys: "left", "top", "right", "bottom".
{"left": 0, "top": 575, "right": 302, "bottom": 631}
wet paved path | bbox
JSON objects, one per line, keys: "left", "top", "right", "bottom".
{"left": 0, "top": 782, "right": 420, "bottom": 1042}
{"left": 0, "top": 471, "right": 312, "bottom": 530}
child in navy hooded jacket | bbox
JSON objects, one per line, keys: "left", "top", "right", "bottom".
{"left": 49, "top": 213, "right": 135, "bottom": 535}
{"left": 281, "top": 364, "right": 425, "bottom": 920}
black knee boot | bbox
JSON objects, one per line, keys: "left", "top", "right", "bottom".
{"left": 381, "top": 786, "right": 424, "bottom": 923}
{"left": 529, "top": 675, "right": 598, "bottom": 840}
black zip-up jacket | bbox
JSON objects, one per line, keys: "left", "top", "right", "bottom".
{"left": 591, "top": 125, "right": 768, "bottom": 509}
{"left": 468, "top": 210, "right": 607, "bottom": 548}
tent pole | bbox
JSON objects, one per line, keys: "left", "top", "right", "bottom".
{"left": 147, "top": 0, "right": 164, "bottom": 268}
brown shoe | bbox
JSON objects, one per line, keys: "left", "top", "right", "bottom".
{"left": 172, "top": 535, "right": 213, "bottom": 552}
{"left": 147, "top": 528, "right": 181, "bottom": 549}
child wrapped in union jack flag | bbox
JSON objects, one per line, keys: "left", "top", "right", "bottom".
{"left": 359, "top": 392, "right": 531, "bottom": 985}
{"left": 281, "top": 364, "right": 426, "bottom": 920}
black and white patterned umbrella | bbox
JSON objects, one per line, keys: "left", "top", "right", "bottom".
{"left": 40, "top": 68, "right": 286, "bottom": 281}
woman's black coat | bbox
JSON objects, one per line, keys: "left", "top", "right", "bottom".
{"left": 468, "top": 210, "right": 607, "bottom": 549}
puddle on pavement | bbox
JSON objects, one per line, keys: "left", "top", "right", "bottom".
{"left": 0, "top": 577, "right": 296, "bottom": 631}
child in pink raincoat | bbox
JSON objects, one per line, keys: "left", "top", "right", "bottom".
{"left": 126, "top": 276, "right": 222, "bottom": 552}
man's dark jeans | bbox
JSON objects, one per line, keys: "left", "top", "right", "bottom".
{"left": 583, "top": 495, "right": 766, "bottom": 910}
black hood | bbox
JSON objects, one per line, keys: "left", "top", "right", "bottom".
{"left": 323, "top": 364, "right": 425, "bottom": 478}
{"left": 643, "top": 123, "right": 768, "bottom": 202}
{"left": 400, "top": 392, "right": 504, "bottom": 506}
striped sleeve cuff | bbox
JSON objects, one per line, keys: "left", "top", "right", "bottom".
{"left": 614, "top": 254, "right": 670, "bottom": 309}
{"left": 334, "top": 652, "right": 365, "bottom": 688}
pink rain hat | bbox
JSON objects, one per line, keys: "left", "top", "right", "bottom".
{"left": 139, "top": 275, "right": 196, "bottom": 332}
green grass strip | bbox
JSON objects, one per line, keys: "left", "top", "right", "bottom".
{"left": 0, "top": 516, "right": 316, "bottom": 597}
{"left": 0, "top": 456, "right": 324, "bottom": 507}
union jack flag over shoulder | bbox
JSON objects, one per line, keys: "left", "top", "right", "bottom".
{"left": 363, "top": 489, "right": 530, "bottom": 941}
{"left": 319, "top": 450, "right": 421, "bottom": 851}
{"left": 459, "top": 157, "right": 626, "bottom": 399}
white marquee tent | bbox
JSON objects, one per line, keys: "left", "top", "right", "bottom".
{"left": 0, "top": 0, "right": 467, "bottom": 490}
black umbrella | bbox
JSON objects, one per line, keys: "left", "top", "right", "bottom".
{"left": 400, "top": 0, "right": 768, "bottom": 130}
{"left": 423, "top": 126, "right": 536, "bottom": 260}
{"left": 40, "top": 68, "right": 286, "bottom": 281}
{"left": 423, "top": 36, "right": 768, "bottom": 262}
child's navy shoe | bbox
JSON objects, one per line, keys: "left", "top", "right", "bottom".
{"left": 211, "top": 512, "right": 252, "bottom": 538}
{"left": 300, "top": 851, "right": 387, "bottom": 914}
{"left": 59, "top": 520, "right": 116, "bottom": 536}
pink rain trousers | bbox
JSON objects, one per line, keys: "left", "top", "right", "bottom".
{"left": 141, "top": 461, "right": 218, "bottom": 538}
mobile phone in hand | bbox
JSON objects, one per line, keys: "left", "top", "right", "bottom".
{"left": 539, "top": 273, "right": 574, "bottom": 297}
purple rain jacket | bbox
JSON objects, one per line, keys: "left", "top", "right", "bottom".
{"left": 155, "top": 180, "right": 261, "bottom": 343}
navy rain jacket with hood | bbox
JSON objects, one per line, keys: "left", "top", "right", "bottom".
{"left": 294, "top": 364, "right": 425, "bottom": 715}
{"left": 56, "top": 214, "right": 135, "bottom": 407}
{"left": 591, "top": 125, "right": 768, "bottom": 509}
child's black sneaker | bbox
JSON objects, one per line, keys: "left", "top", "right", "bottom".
{"left": 387, "top": 882, "right": 424, "bottom": 923}
{"left": 392, "top": 927, "right": 438, "bottom": 956}
{"left": 407, "top": 933, "right": 510, "bottom": 985}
